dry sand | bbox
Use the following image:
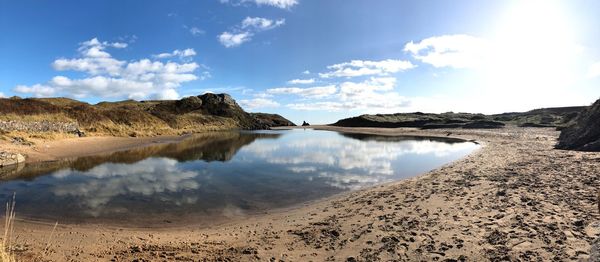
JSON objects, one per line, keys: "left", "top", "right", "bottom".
{"left": 1, "top": 126, "right": 599, "bottom": 261}
{"left": 0, "top": 135, "right": 189, "bottom": 163}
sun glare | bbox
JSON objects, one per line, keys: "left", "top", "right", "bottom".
{"left": 481, "top": 0, "right": 583, "bottom": 112}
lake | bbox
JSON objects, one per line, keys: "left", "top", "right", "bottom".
{"left": 0, "top": 129, "right": 479, "bottom": 227}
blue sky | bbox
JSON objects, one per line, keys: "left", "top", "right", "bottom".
{"left": 1, "top": 0, "right": 600, "bottom": 124}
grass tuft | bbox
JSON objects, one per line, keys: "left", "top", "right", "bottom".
{"left": 1, "top": 193, "right": 16, "bottom": 262}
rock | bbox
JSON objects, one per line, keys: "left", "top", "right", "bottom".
{"left": 557, "top": 98, "right": 600, "bottom": 151}
{"left": 591, "top": 237, "right": 600, "bottom": 262}
{"left": 175, "top": 96, "right": 203, "bottom": 111}
{"left": 72, "top": 128, "right": 86, "bottom": 137}
{"left": 0, "top": 151, "right": 26, "bottom": 168}
{"left": 251, "top": 113, "right": 296, "bottom": 127}
{"left": 302, "top": 121, "right": 310, "bottom": 126}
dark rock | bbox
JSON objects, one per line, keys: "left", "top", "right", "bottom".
{"left": 519, "top": 122, "right": 556, "bottom": 128}
{"left": 302, "top": 121, "right": 310, "bottom": 126}
{"left": 174, "top": 96, "right": 203, "bottom": 112}
{"left": 251, "top": 113, "right": 296, "bottom": 127}
{"left": 557, "top": 98, "right": 600, "bottom": 151}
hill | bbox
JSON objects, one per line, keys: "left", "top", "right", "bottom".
{"left": 0, "top": 93, "right": 293, "bottom": 138}
{"left": 331, "top": 106, "right": 586, "bottom": 130}
{"left": 250, "top": 113, "right": 296, "bottom": 127}
{"left": 556, "top": 99, "right": 600, "bottom": 151}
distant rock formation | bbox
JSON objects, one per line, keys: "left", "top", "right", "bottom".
{"left": 302, "top": 121, "right": 310, "bottom": 126}
{"left": 250, "top": 113, "right": 296, "bottom": 127}
{"left": 333, "top": 113, "right": 504, "bottom": 130}
{"left": 556, "top": 98, "right": 600, "bottom": 151}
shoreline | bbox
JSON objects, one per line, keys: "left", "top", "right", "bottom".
{"left": 1, "top": 134, "right": 192, "bottom": 164}
{"left": 1, "top": 126, "right": 599, "bottom": 261}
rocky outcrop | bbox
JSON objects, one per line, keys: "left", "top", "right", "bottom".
{"left": 197, "top": 93, "right": 267, "bottom": 129}
{"left": 250, "top": 113, "right": 296, "bottom": 127}
{"left": 0, "top": 151, "right": 25, "bottom": 167}
{"left": 0, "top": 120, "right": 78, "bottom": 133}
{"left": 302, "top": 121, "right": 310, "bottom": 126}
{"left": 556, "top": 98, "right": 600, "bottom": 151}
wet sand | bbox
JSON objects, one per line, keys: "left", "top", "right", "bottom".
{"left": 2, "top": 126, "right": 600, "bottom": 261}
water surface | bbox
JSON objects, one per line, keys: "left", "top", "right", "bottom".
{"left": 0, "top": 129, "right": 478, "bottom": 226}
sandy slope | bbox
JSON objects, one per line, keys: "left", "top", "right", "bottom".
{"left": 2, "top": 126, "right": 600, "bottom": 261}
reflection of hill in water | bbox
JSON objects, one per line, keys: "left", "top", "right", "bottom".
{"left": 339, "top": 132, "right": 465, "bottom": 143}
{"left": 1, "top": 132, "right": 281, "bottom": 180}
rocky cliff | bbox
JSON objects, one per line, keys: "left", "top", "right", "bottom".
{"left": 556, "top": 98, "right": 600, "bottom": 151}
{"left": 0, "top": 93, "right": 293, "bottom": 137}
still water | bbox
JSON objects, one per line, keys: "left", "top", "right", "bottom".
{"left": 0, "top": 129, "right": 478, "bottom": 226}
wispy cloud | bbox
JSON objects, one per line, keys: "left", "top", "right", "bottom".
{"left": 153, "top": 48, "right": 197, "bottom": 59}
{"left": 218, "top": 17, "right": 285, "bottom": 48}
{"left": 242, "top": 17, "right": 285, "bottom": 30}
{"left": 13, "top": 38, "right": 208, "bottom": 100}
{"left": 218, "top": 32, "right": 253, "bottom": 48}
{"left": 319, "top": 59, "right": 415, "bottom": 78}
{"left": 287, "top": 78, "right": 315, "bottom": 84}
{"left": 239, "top": 98, "right": 281, "bottom": 110}
{"left": 189, "top": 27, "right": 205, "bottom": 36}
{"left": 267, "top": 85, "right": 336, "bottom": 99}
{"left": 404, "top": 34, "right": 488, "bottom": 69}
{"left": 220, "top": 0, "right": 299, "bottom": 9}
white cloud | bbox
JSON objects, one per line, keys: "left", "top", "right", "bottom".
{"left": 588, "top": 62, "right": 600, "bottom": 78}
{"left": 339, "top": 77, "right": 396, "bottom": 100}
{"left": 153, "top": 48, "right": 197, "bottom": 59}
{"left": 302, "top": 70, "right": 310, "bottom": 75}
{"left": 218, "top": 17, "right": 285, "bottom": 48}
{"left": 242, "top": 17, "right": 285, "bottom": 31}
{"left": 404, "top": 34, "right": 488, "bottom": 69}
{"left": 267, "top": 85, "right": 336, "bottom": 99}
{"left": 189, "top": 27, "right": 205, "bottom": 36}
{"left": 287, "top": 78, "right": 315, "bottom": 84}
{"left": 222, "top": 0, "right": 298, "bottom": 9}
{"left": 0, "top": 92, "right": 6, "bottom": 98}
{"left": 253, "top": 0, "right": 298, "bottom": 8}
{"left": 14, "top": 38, "right": 206, "bottom": 99}
{"left": 155, "top": 89, "right": 180, "bottom": 100}
{"left": 218, "top": 32, "right": 253, "bottom": 48}
{"left": 239, "top": 98, "right": 280, "bottom": 109}
{"left": 285, "top": 77, "right": 409, "bottom": 112}
{"left": 319, "top": 59, "right": 415, "bottom": 78}
{"left": 14, "top": 84, "right": 57, "bottom": 97}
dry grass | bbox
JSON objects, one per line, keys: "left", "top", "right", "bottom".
{"left": 1, "top": 194, "right": 16, "bottom": 262}
{"left": 0, "top": 113, "right": 73, "bottom": 123}
{"left": 0, "top": 97, "right": 251, "bottom": 139}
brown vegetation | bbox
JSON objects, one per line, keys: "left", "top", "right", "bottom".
{"left": 0, "top": 94, "right": 293, "bottom": 139}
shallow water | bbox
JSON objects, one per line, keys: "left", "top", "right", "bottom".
{"left": 0, "top": 129, "right": 478, "bottom": 226}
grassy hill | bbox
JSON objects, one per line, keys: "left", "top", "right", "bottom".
{"left": 332, "top": 106, "right": 586, "bottom": 130}
{"left": 0, "top": 93, "right": 293, "bottom": 138}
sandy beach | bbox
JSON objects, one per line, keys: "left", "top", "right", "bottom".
{"left": 0, "top": 135, "right": 190, "bottom": 163}
{"left": 2, "top": 126, "right": 600, "bottom": 261}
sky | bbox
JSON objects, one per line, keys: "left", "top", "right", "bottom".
{"left": 1, "top": 0, "right": 600, "bottom": 124}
